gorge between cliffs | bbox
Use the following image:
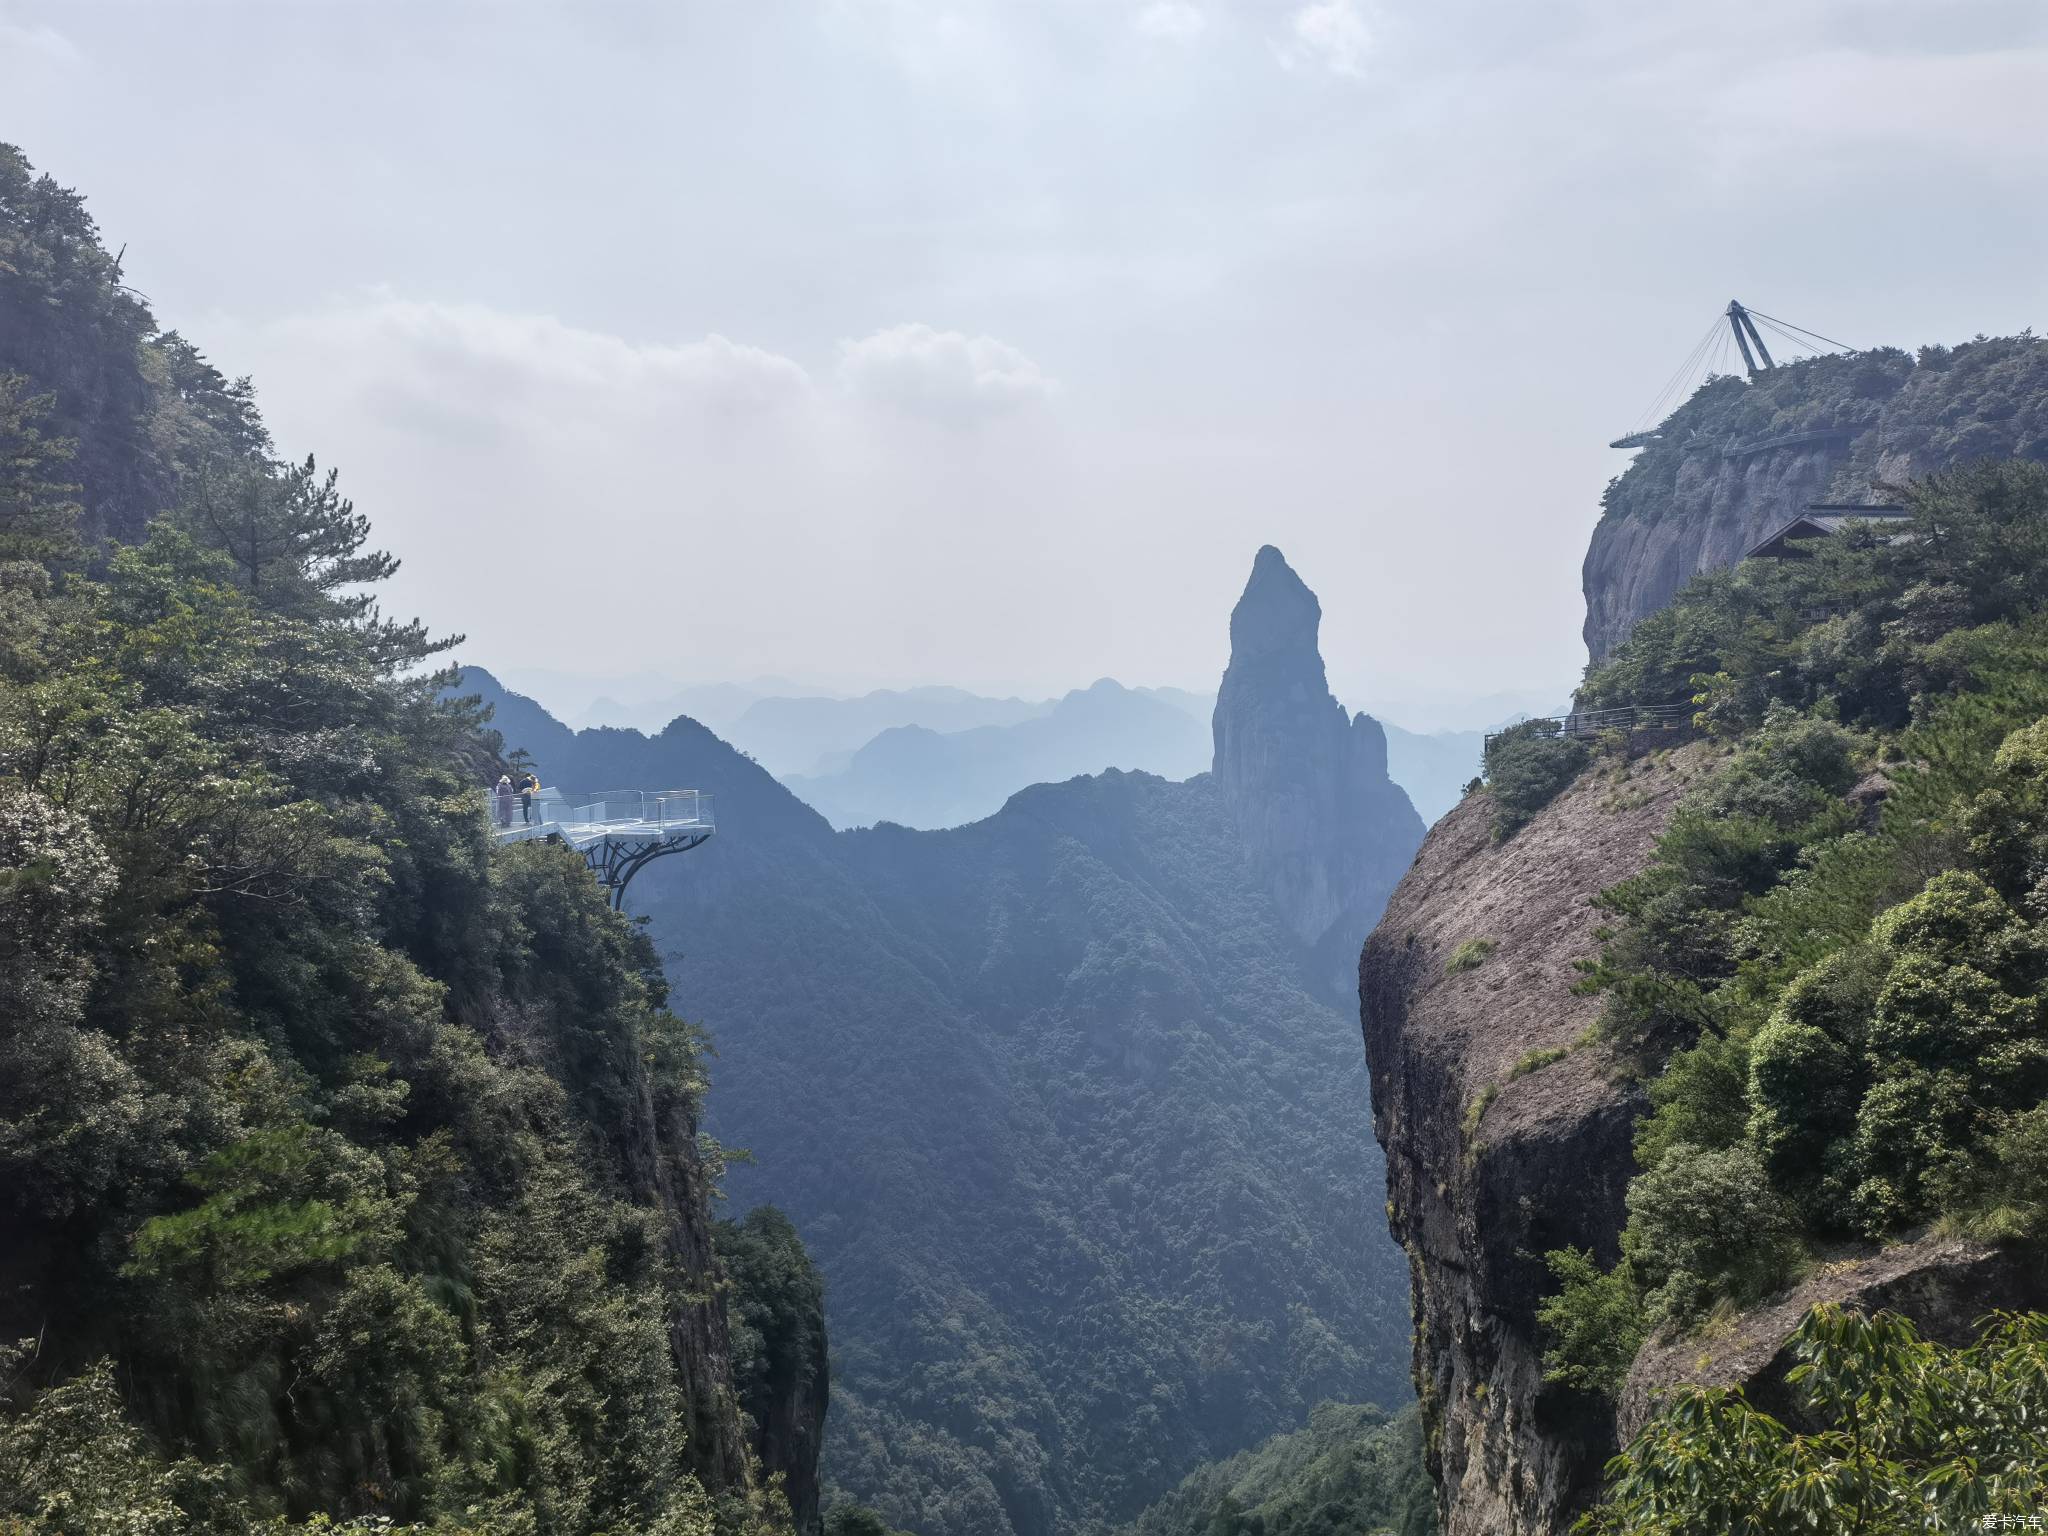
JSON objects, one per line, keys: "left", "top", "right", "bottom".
{"left": 6, "top": 106, "right": 2048, "bottom": 1536}
{"left": 465, "top": 543, "right": 1427, "bottom": 1536}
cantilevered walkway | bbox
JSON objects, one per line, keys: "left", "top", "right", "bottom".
{"left": 486, "top": 786, "right": 715, "bottom": 907}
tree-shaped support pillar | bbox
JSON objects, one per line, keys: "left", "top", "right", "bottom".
{"left": 586, "top": 828, "right": 715, "bottom": 909}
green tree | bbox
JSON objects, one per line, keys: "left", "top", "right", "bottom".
{"left": 1536, "top": 1248, "right": 1645, "bottom": 1399}
{"left": 1482, "top": 721, "right": 1589, "bottom": 840}
{"left": 1580, "top": 1304, "right": 2048, "bottom": 1535}
{"left": 1621, "top": 1144, "right": 1796, "bottom": 1324}
{"left": 0, "top": 374, "right": 80, "bottom": 563}
{"left": 0, "top": 142, "right": 800, "bottom": 1536}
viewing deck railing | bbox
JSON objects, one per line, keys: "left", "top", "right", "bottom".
{"left": 1483, "top": 702, "right": 1696, "bottom": 754}
{"left": 484, "top": 787, "right": 714, "bottom": 836}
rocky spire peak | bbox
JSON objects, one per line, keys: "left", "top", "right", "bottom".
{"left": 1210, "top": 546, "right": 1424, "bottom": 999}
{"left": 1229, "top": 545, "right": 1326, "bottom": 669}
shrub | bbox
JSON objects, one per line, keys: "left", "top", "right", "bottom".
{"left": 1485, "top": 723, "right": 1590, "bottom": 840}
{"left": 1972, "top": 1101, "right": 2048, "bottom": 1236}
{"left": 1743, "top": 946, "right": 1883, "bottom": 1219}
{"left": 1509, "top": 1045, "right": 1571, "bottom": 1080}
{"left": 1579, "top": 1303, "right": 2048, "bottom": 1535}
{"left": 1444, "top": 937, "right": 1496, "bottom": 976}
{"left": 1622, "top": 1144, "right": 1797, "bottom": 1324}
{"left": 824, "top": 1506, "right": 911, "bottom": 1536}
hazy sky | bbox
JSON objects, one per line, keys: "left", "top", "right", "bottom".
{"left": 6, "top": 1, "right": 2045, "bottom": 720}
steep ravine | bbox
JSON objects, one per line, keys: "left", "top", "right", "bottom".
{"left": 1360, "top": 749, "right": 1701, "bottom": 1535}
{"left": 466, "top": 545, "right": 1425, "bottom": 1536}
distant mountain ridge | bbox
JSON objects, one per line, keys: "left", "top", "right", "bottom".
{"left": 453, "top": 547, "right": 1425, "bottom": 1536}
{"left": 782, "top": 678, "right": 1212, "bottom": 829}
{"left": 729, "top": 686, "right": 1052, "bottom": 775}
{"left": 1383, "top": 723, "right": 1483, "bottom": 825}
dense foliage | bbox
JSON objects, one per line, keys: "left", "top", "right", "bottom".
{"left": 1115, "top": 1404, "right": 1433, "bottom": 1536}
{"left": 818, "top": 1505, "right": 913, "bottom": 1536}
{"left": 1539, "top": 460, "right": 2048, "bottom": 1401}
{"left": 0, "top": 145, "right": 798, "bottom": 1536}
{"left": 464, "top": 660, "right": 1418, "bottom": 1536}
{"left": 1481, "top": 721, "right": 1589, "bottom": 840}
{"left": 1579, "top": 1303, "right": 2048, "bottom": 1534}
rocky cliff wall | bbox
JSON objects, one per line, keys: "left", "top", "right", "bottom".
{"left": 1359, "top": 749, "right": 1704, "bottom": 1535}
{"left": 1362, "top": 747, "right": 2046, "bottom": 1534}
{"left": 1583, "top": 335, "right": 2048, "bottom": 662}
{"left": 1581, "top": 435, "right": 1858, "bottom": 662}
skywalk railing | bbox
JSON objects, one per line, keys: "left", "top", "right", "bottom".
{"left": 1483, "top": 702, "right": 1696, "bottom": 754}
{"left": 483, "top": 787, "right": 714, "bottom": 834}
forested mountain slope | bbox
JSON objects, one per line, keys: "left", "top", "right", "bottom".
{"left": 462, "top": 549, "right": 1426, "bottom": 1536}
{"left": 0, "top": 143, "right": 819, "bottom": 1536}
{"left": 1116, "top": 1403, "right": 1432, "bottom": 1536}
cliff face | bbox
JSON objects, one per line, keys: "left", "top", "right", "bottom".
{"left": 1360, "top": 749, "right": 1703, "bottom": 1535}
{"left": 1215, "top": 546, "right": 1426, "bottom": 999}
{"left": 1581, "top": 436, "right": 1856, "bottom": 662}
{"left": 463, "top": 676, "right": 832, "bottom": 1528}
{"left": 1375, "top": 329, "right": 2048, "bottom": 1533}
{"left": 1583, "top": 335, "right": 2048, "bottom": 661}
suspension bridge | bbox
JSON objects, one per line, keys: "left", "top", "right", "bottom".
{"left": 1610, "top": 300, "right": 1856, "bottom": 451}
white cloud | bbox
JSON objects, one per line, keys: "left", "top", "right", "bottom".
{"left": 268, "top": 296, "right": 815, "bottom": 439}
{"left": 1280, "top": 0, "right": 1371, "bottom": 76}
{"left": 1134, "top": 1, "right": 1208, "bottom": 42}
{"left": 835, "top": 323, "right": 1058, "bottom": 422}
{"left": 0, "top": 17, "right": 79, "bottom": 62}
{"left": 214, "top": 295, "right": 1093, "bottom": 694}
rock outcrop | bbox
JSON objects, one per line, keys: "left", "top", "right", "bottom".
{"left": 1360, "top": 748, "right": 1705, "bottom": 1535}
{"left": 1582, "top": 435, "right": 1858, "bottom": 662}
{"left": 1216, "top": 546, "right": 1425, "bottom": 999}
{"left": 1368, "top": 329, "right": 2048, "bottom": 1535}
{"left": 1620, "top": 1234, "right": 2037, "bottom": 1442}
{"left": 1582, "top": 334, "right": 2048, "bottom": 662}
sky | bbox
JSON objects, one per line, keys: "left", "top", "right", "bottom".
{"left": 5, "top": 0, "right": 2046, "bottom": 725}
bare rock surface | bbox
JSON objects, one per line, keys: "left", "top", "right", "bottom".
{"left": 1216, "top": 544, "right": 1425, "bottom": 999}
{"left": 1582, "top": 438, "right": 1850, "bottom": 662}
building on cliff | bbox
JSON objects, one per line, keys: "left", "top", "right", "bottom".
{"left": 1742, "top": 502, "right": 1909, "bottom": 561}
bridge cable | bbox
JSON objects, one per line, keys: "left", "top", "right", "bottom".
{"left": 1745, "top": 309, "right": 1854, "bottom": 353}
{"left": 1630, "top": 312, "right": 1727, "bottom": 435}
{"left": 1748, "top": 314, "right": 1829, "bottom": 359}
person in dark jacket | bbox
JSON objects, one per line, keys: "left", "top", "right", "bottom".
{"left": 518, "top": 771, "right": 540, "bottom": 824}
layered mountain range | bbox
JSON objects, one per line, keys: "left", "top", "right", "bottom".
{"left": 464, "top": 546, "right": 1427, "bottom": 1536}
{"left": 781, "top": 679, "right": 1212, "bottom": 830}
